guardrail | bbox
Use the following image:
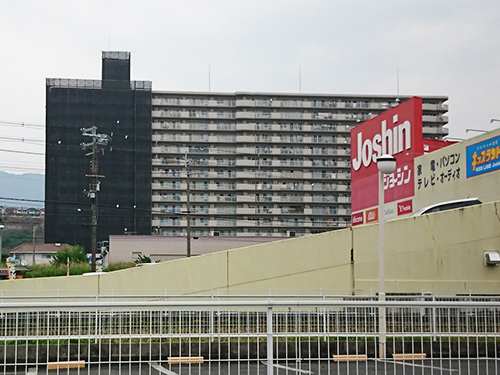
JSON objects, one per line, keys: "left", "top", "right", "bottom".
{"left": 0, "top": 296, "right": 498, "bottom": 374}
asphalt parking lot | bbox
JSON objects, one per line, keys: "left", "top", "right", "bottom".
{"left": 21, "top": 358, "right": 500, "bottom": 375}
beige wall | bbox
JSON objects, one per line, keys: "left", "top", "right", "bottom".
{"left": 2, "top": 201, "right": 500, "bottom": 297}
{"left": 412, "top": 127, "right": 500, "bottom": 211}
{"left": 354, "top": 202, "right": 500, "bottom": 294}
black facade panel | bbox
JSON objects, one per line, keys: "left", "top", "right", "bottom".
{"left": 102, "top": 52, "right": 131, "bottom": 82}
{"left": 45, "top": 53, "right": 151, "bottom": 252}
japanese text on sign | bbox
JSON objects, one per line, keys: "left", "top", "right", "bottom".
{"left": 384, "top": 165, "right": 411, "bottom": 190}
{"left": 466, "top": 136, "right": 500, "bottom": 177}
{"left": 416, "top": 152, "right": 461, "bottom": 189}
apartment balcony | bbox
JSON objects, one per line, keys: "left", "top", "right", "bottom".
{"left": 422, "top": 114, "right": 448, "bottom": 123}
{"left": 236, "top": 147, "right": 258, "bottom": 154}
{"left": 337, "top": 125, "right": 351, "bottom": 132}
{"left": 236, "top": 135, "right": 255, "bottom": 142}
{"left": 236, "top": 207, "right": 257, "bottom": 215}
{"left": 152, "top": 183, "right": 166, "bottom": 190}
{"left": 279, "top": 196, "right": 304, "bottom": 203}
{"left": 152, "top": 195, "right": 186, "bottom": 203}
{"left": 152, "top": 122, "right": 169, "bottom": 130}
{"left": 423, "top": 103, "right": 449, "bottom": 112}
{"left": 152, "top": 158, "right": 166, "bottom": 166}
{"left": 152, "top": 146, "right": 167, "bottom": 154}
{"left": 235, "top": 111, "right": 257, "bottom": 120}
{"left": 236, "top": 159, "right": 259, "bottom": 167}
{"left": 235, "top": 123, "right": 256, "bottom": 131}
{"left": 152, "top": 170, "right": 170, "bottom": 178}
{"left": 337, "top": 161, "right": 351, "bottom": 168}
{"left": 423, "top": 126, "right": 449, "bottom": 135}
{"left": 152, "top": 110, "right": 188, "bottom": 118}
{"left": 281, "top": 171, "right": 304, "bottom": 178}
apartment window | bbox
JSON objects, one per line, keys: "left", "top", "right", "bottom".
{"left": 217, "top": 134, "right": 236, "bottom": 142}
{"left": 197, "top": 218, "right": 208, "bottom": 226}
{"left": 217, "top": 122, "right": 236, "bottom": 130}
{"left": 329, "top": 207, "right": 338, "bottom": 214}
{"left": 193, "top": 170, "right": 209, "bottom": 178}
{"left": 311, "top": 218, "right": 325, "bottom": 226}
{"left": 196, "top": 205, "right": 209, "bottom": 214}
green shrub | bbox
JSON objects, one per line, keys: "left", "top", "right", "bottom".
{"left": 51, "top": 245, "right": 87, "bottom": 266}
{"left": 104, "top": 262, "right": 135, "bottom": 272}
{"left": 24, "top": 263, "right": 91, "bottom": 278}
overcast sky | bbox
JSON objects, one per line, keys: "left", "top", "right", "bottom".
{"left": 1, "top": 0, "right": 499, "bottom": 175}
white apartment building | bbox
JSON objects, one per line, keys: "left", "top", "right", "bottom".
{"left": 151, "top": 92, "right": 448, "bottom": 237}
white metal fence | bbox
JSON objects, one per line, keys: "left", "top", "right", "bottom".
{"left": 0, "top": 295, "right": 499, "bottom": 374}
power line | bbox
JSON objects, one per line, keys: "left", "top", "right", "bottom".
{"left": 0, "top": 195, "right": 349, "bottom": 226}
{"left": 0, "top": 120, "right": 45, "bottom": 130}
{"left": 0, "top": 148, "right": 45, "bottom": 156}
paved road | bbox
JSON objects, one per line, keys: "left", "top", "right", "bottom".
{"left": 20, "top": 359, "right": 500, "bottom": 374}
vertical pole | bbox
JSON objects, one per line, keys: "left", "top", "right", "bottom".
{"left": 378, "top": 171, "right": 386, "bottom": 359}
{"left": 267, "top": 305, "right": 273, "bottom": 375}
{"left": 185, "top": 152, "right": 191, "bottom": 258}
{"left": 0, "top": 226, "right": 3, "bottom": 259}
{"left": 90, "top": 142, "right": 98, "bottom": 272}
{"left": 32, "top": 226, "right": 36, "bottom": 266}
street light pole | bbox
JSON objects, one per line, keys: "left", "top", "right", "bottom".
{"left": 376, "top": 154, "right": 396, "bottom": 359}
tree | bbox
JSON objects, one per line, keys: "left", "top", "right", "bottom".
{"left": 51, "top": 245, "right": 87, "bottom": 266}
{"left": 2, "top": 230, "right": 32, "bottom": 251}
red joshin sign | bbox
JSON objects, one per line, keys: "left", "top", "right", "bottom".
{"left": 350, "top": 97, "right": 423, "bottom": 213}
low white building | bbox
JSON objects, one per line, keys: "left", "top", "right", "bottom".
{"left": 10, "top": 243, "right": 72, "bottom": 266}
{"left": 108, "top": 235, "right": 283, "bottom": 264}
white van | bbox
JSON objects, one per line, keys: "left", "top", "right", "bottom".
{"left": 410, "top": 198, "right": 482, "bottom": 217}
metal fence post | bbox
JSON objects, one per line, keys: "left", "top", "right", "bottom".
{"left": 432, "top": 295, "right": 437, "bottom": 341}
{"left": 267, "top": 304, "right": 273, "bottom": 375}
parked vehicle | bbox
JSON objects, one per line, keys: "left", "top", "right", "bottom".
{"left": 410, "top": 198, "right": 482, "bottom": 217}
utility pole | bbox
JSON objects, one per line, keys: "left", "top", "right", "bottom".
{"left": 32, "top": 226, "right": 36, "bottom": 266}
{"left": 81, "top": 126, "right": 111, "bottom": 272}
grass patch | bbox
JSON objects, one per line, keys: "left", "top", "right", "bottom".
{"left": 104, "top": 262, "right": 135, "bottom": 272}
{"left": 22, "top": 262, "right": 136, "bottom": 278}
{"left": 24, "top": 263, "right": 91, "bottom": 278}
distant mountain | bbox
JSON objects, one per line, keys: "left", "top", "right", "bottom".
{"left": 0, "top": 171, "right": 44, "bottom": 208}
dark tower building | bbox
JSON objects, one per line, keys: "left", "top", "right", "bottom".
{"left": 45, "top": 51, "right": 152, "bottom": 251}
